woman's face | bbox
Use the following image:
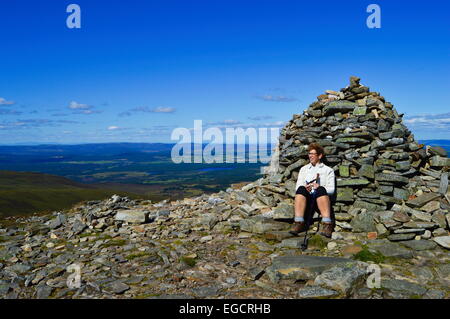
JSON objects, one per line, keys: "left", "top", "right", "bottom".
{"left": 308, "top": 149, "right": 322, "bottom": 165}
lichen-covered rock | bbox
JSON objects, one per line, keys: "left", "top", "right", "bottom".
{"left": 265, "top": 255, "right": 351, "bottom": 283}
{"left": 314, "top": 261, "right": 369, "bottom": 296}
{"left": 433, "top": 236, "right": 450, "bottom": 249}
{"left": 115, "top": 209, "right": 149, "bottom": 224}
{"left": 297, "top": 286, "right": 339, "bottom": 299}
{"left": 350, "top": 211, "right": 376, "bottom": 233}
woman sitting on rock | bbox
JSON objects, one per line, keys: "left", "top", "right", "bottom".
{"left": 290, "top": 143, "right": 336, "bottom": 238}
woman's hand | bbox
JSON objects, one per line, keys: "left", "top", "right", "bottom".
{"left": 305, "top": 184, "right": 313, "bottom": 192}
{"left": 312, "top": 182, "right": 319, "bottom": 190}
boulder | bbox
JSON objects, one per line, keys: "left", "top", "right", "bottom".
{"left": 239, "top": 216, "right": 290, "bottom": 234}
{"left": 314, "top": 261, "right": 369, "bottom": 296}
{"left": 350, "top": 211, "right": 376, "bottom": 232}
{"left": 272, "top": 202, "right": 294, "bottom": 220}
{"left": 433, "top": 236, "right": 450, "bottom": 249}
{"left": 406, "top": 192, "right": 441, "bottom": 208}
{"left": 115, "top": 210, "right": 149, "bottom": 224}
{"left": 323, "top": 101, "right": 357, "bottom": 115}
{"left": 297, "top": 286, "right": 339, "bottom": 299}
{"left": 265, "top": 255, "right": 351, "bottom": 283}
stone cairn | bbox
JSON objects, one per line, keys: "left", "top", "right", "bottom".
{"left": 246, "top": 76, "right": 450, "bottom": 243}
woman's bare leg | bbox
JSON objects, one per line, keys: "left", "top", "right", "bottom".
{"left": 294, "top": 194, "right": 307, "bottom": 218}
{"left": 316, "top": 195, "right": 331, "bottom": 219}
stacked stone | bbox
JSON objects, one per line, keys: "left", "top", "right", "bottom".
{"left": 257, "top": 76, "right": 450, "bottom": 242}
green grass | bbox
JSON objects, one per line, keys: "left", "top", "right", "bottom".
{"left": 126, "top": 251, "right": 151, "bottom": 260}
{"left": 308, "top": 234, "right": 327, "bottom": 249}
{"left": 0, "top": 171, "right": 145, "bottom": 218}
{"left": 100, "top": 239, "right": 127, "bottom": 248}
{"left": 180, "top": 256, "right": 197, "bottom": 267}
{"left": 353, "top": 246, "right": 386, "bottom": 263}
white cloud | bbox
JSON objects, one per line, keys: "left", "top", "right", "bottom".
{"left": 0, "top": 119, "right": 80, "bottom": 130}
{"left": 68, "top": 101, "right": 92, "bottom": 109}
{"left": 269, "top": 121, "right": 286, "bottom": 126}
{"left": 404, "top": 112, "right": 450, "bottom": 130}
{"left": 0, "top": 97, "right": 15, "bottom": 106}
{"left": 255, "top": 95, "right": 297, "bottom": 102}
{"left": 151, "top": 106, "right": 176, "bottom": 113}
{"left": 67, "top": 101, "right": 102, "bottom": 115}
{"left": 121, "top": 106, "right": 176, "bottom": 116}
{"left": 108, "top": 126, "right": 120, "bottom": 130}
{"left": 207, "top": 119, "right": 243, "bottom": 126}
{"left": 78, "top": 109, "right": 101, "bottom": 115}
{"left": 0, "top": 109, "right": 22, "bottom": 115}
{"left": 248, "top": 115, "right": 274, "bottom": 121}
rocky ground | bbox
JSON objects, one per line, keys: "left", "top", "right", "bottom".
{"left": 0, "top": 191, "right": 449, "bottom": 299}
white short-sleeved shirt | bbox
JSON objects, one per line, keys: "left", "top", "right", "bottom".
{"left": 295, "top": 162, "right": 335, "bottom": 195}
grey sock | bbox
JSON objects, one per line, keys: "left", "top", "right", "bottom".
{"left": 294, "top": 217, "right": 304, "bottom": 222}
{"left": 322, "top": 217, "right": 332, "bottom": 223}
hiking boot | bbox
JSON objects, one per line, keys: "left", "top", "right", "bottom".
{"left": 319, "top": 222, "right": 334, "bottom": 238}
{"left": 289, "top": 221, "right": 307, "bottom": 235}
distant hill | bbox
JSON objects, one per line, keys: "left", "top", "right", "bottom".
{"left": 0, "top": 170, "right": 149, "bottom": 218}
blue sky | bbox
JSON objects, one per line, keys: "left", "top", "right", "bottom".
{"left": 0, "top": 0, "right": 449, "bottom": 144}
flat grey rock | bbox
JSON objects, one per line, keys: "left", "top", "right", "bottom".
{"left": 279, "top": 237, "right": 307, "bottom": 249}
{"left": 323, "top": 101, "right": 356, "bottom": 115}
{"left": 430, "top": 156, "right": 450, "bottom": 168}
{"left": 115, "top": 209, "right": 148, "bottom": 224}
{"left": 400, "top": 240, "right": 437, "bottom": 251}
{"left": 433, "top": 236, "right": 450, "bottom": 249}
{"left": 368, "top": 241, "right": 413, "bottom": 259}
{"left": 381, "top": 279, "right": 427, "bottom": 297}
{"left": 264, "top": 231, "right": 295, "bottom": 241}
{"left": 104, "top": 281, "right": 130, "bottom": 294}
{"left": 71, "top": 219, "right": 87, "bottom": 235}
{"left": 375, "top": 173, "right": 409, "bottom": 184}
{"left": 239, "top": 216, "right": 290, "bottom": 234}
{"left": 337, "top": 178, "right": 370, "bottom": 187}
{"left": 393, "top": 228, "right": 425, "bottom": 235}
{"left": 36, "top": 284, "right": 53, "bottom": 299}
{"left": 423, "top": 289, "right": 446, "bottom": 299}
{"left": 266, "top": 255, "right": 352, "bottom": 283}
{"left": 439, "top": 173, "right": 449, "bottom": 195}
{"left": 150, "top": 294, "right": 194, "bottom": 299}
{"left": 403, "top": 221, "right": 438, "bottom": 229}
{"left": 272, "top": 202, "right": 294, "bottom": 220}
{"left": 387, "top": 233, "right": 416, "bottom": 242}
{"left": 350, "top": 211, "right": 376, "bottom": 233}
{"left": 314, "top": 261, "right": 369, "bottom": 296}
{"left": 191, "top": 285, "right": 221, "bottom": 298}
{"left": 297, "top": 286, "right": 339, "bottom": 299}
{"left": 406, "top": 192, "right": 441, "bottom": 208}
{"left": 434, "top": 264, "right": 450, "bottom": 279}
{"left": 248, "top": 267, "right": 265, "bottom": 281}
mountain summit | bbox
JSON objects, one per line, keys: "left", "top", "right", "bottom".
{"left": 1, "top": 77, "right": 449, "bottom": 299}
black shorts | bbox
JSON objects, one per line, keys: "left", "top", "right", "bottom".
{"left": 295, "top": 186, "right": 328, "bottom": 199}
